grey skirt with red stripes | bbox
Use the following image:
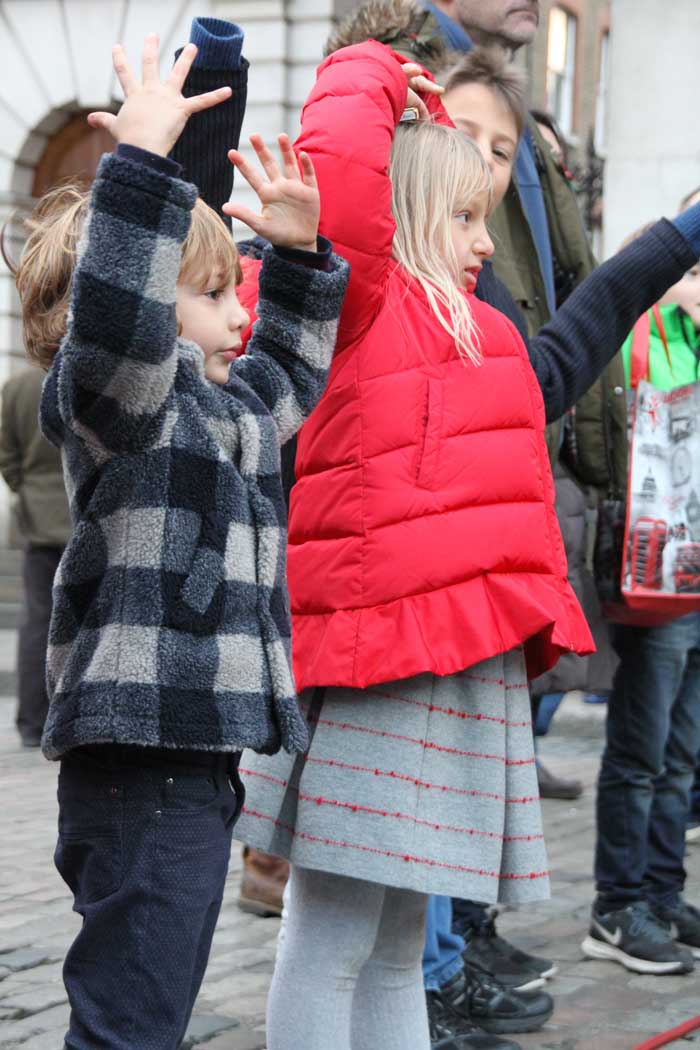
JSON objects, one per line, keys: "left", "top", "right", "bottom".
{"left": 234, "top": 647, "right": 549, "bottom": 903}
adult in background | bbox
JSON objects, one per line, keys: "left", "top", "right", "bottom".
{"left": 0, "top": 367, "right": 71, "bottom": 747}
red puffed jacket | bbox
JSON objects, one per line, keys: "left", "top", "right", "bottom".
{"left": 241, "top": 41, "right": 594, "bottom": 691}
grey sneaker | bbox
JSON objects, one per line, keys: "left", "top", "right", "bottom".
{"left": 581, "top": 900, "right": 695, "bottom": 975}
{"left": 652, "top": 898, "right": 700, "bottom": 959}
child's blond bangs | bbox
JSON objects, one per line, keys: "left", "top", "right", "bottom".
{"left": 390, "top": 121, "right": 492, "bottom": 366}
{"left": 180, "top": 199, "right": 242, "bottom": 290}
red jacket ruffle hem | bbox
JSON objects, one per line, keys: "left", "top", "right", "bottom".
{"left": 240, "top": 41, "right": 594, "bottom": 691}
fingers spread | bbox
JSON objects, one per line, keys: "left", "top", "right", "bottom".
{"left": 227, "top": 149, "right": 267, "bottom": 196}
{"left": 298, "top": 151, "right": 318, "bottom": 189}
{"left": 221, "top": 202, "right": 265, "bottom": 235}
{"left": 249, "top": 134, "right": 281, "bottom": 183}
{"left": 186, "top": 86, "right": 232, "bottom": 114}
{"left": 277, "top": 134, "right": 301, "bottom": 181}
{"left": 169, "top": 42, "right": 197, "bottom": 93}
{"left": 112, "top": 44, "right": 138, "bottom": 96}
{"left": 141, "top": 33, "right": 159, "bottom": 83}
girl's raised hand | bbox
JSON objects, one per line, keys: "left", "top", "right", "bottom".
{"left": 400, "top": 61, "right": 444, "bottom": 120}
{"left": 223, "top": 134, "right": 320, "bottom": 252}
{"left": 87, "top": 34, "right": 232, "bottom": 157}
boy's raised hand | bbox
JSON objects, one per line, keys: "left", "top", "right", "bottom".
{"left": 223, "top": 135, "right": 320, "bottom": 253}
{"left": 87, "top": 34, "right": 232, "bottom": 157}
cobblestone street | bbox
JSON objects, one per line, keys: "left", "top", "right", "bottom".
{"left": 1, "top": 634, "right": 699, "bottom": 1049}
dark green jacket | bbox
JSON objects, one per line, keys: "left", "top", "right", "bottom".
{"left": 489, "top": 118, "right": 627, "bottom": 492}
{"left": 0, "top": 368, "right": 71, "bottom": 548}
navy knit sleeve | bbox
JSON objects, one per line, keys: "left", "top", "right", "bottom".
{"left": 169, "top": 18, "right": 248, "bottom": 225}
{"left": 528, "top": 220, "right": 698, "bottom": 422}
{"left": 672, "top": 204, "right": 700, "bottom": 258}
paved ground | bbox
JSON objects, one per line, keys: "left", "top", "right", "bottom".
{"left": 1, "top": 641, "right": 699, "bottom": 1049}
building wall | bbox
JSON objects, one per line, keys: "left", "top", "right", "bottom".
{"left": 525, "top": 0, "right": 610, "bottom": 169}
{"left": 603, "top": 0, "right": 700, "bottom": 256}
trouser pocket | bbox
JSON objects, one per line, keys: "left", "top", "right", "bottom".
{"left": 56, "top": 771, "right": 124, "bottom": 907}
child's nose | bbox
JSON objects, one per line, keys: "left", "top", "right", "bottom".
{"left": 476, "top": 228, "right": 495, "bottom": 259}
{"left": 229, "top": 306, "right": 250, "bottom": 331}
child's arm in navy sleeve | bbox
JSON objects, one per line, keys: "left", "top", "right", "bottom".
{"left": 530, "top": 216, "right": 699, "bottom": 421}
{"left": 170, "top": 17, "right": 248, "bottom": 223}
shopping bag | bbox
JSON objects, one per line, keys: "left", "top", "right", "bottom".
{"left": 599, "top": 306, "right": 700, "bottom": 623}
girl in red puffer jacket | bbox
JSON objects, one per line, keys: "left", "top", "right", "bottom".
{"left": 233, "top": 41, "right": 700, "bottom": 1050}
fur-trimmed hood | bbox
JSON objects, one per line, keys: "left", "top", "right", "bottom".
{"left": 324, "top": 0, "right": 449, "bottom": 74}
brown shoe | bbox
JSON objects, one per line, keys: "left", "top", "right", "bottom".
{"left": 238, "top": 846, "right": 290, "bottom": 916}
{"left": 536, "top": 761, "right": 583, "bottom": 800}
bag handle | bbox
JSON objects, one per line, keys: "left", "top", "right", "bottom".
{"left": 630, "top": 304, "right": 672, "bottom": 389}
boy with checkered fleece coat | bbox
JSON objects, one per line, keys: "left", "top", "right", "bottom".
{"left": 12, "top": 37, "right": 347, "bottom": 1050}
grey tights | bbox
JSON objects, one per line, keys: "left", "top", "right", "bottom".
{"left": 266, "top": 866, "right": 430, "bottom": 1050}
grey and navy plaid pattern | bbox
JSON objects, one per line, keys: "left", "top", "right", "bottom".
{"left": 39, "top": 152, "right": 348, "bottom": 760}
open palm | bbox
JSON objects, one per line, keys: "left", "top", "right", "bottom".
{"left": 87, "top": 34, "right": 232, "bottom": 158}
{"left": 223, "top": 134, "right": 320, "bottom": 252}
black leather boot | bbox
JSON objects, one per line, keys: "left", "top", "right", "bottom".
{"left": 437, "top": 963, "right": 554, "bottom": 1034}
{"left": 426, "top": 985, "right": 522, "bottom": 1049}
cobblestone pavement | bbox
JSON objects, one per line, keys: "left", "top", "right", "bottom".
{"left": 1, "top": 673, "right": 699, "bottom": 1050}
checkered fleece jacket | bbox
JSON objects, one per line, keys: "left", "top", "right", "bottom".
{"left": 39, "top": 152, "right": 349, "bottom": 760}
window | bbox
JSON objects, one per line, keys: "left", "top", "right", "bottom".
{"left": 594, "top": 32, "right": 610, "bottom": 155}
{"left": 546, "top": 7, "right": 578, "bottom": 136}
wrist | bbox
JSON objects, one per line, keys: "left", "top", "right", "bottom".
{"left": 116, "top": 144, "right": 182, "bottom": 178}
{"left": 289, "top": 240, "right": 318, "bottom": 253}
{"left": 119, "top": 136, "right": 170, "bottom": 158}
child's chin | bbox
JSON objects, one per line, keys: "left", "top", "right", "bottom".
{"left": 206, "top": 364, "right": 231, "bottom": 386}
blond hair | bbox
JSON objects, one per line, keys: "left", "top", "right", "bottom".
{"left": 9, "top": 182, "right": 90, "bottom": 369}
{"left": 6, "top": 181, "right": 241, "bottom": 370}
{"left": 390, "top": 121, "right": 492, "bottom": 365}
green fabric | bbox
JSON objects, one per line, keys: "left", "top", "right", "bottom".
{"left": 620, "top": 304, "right": 700, "bottom": 391}
{"left": 488, "top": 118, "right": 627, "bottom": 479}
{"left": 0, "top": 368, "right": 71, "bottom": 547}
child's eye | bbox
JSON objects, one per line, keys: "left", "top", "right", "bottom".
{"left": 454, "top": 212, "right": 470, "bottom": 224}
{"left": 494, "top": 148, "right": 511, "bottom": 163}
{"left": 204, "top": 288, "right": 223, "bottom": 301}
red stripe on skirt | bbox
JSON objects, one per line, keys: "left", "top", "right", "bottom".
{"left": 241, "top": 807, "right": 549, "bottom": 881}
{"left": 239, "top": 768, "right": 543, "bottom": 842}
{"left": 240, "top": 758, "right": 540, "bottom": 804}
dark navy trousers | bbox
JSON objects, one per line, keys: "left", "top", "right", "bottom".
{"left": 55, "top": 744, "right": 244, "bottom": 1050}
{"left": 595, "top": 614, "right": 700, "bottom": 909}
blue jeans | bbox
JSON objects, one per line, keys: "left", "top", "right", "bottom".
{"left": 595, "top": 614, "right": 700, "bottom": 910}
{"left": 691, "top": 764, "right": 700, "bottom": 823}
{"left": 56, "top": 744, "right": 244, "bottom": 1050}
{"left": 422, "top": 896, "right": 465, "bottom": 990}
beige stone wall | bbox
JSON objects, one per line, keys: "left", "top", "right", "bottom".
{"left": 525, "top": 0, "right": 610, "bottom": 170}
{"left": 603, "top": 0, "right": 700, "bottom": 257}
